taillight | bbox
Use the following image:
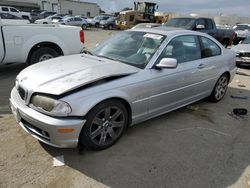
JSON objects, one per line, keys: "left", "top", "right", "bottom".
{"left": 232, "top": 31, "right": 236, "bottom": 39}
{"left": 80, "top": 30, "right": 84, "bottom": 44}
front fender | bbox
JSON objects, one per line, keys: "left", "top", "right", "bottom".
{"left": 63, "top": 89, "right": 133, "bottom": 117}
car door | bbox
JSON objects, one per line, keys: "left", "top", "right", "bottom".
{"left": 67, "top": 17, "right": 74, "bottom": 25}
{"left": 9, "top": 7, "right": 19, "bottom": 18}
{"left": 74, "top": 17, "right": 82, "bottom": 26}
{"left": 148, "top": 35, "right": 208, "bottom": 116}
{"left": 196, "top": 36, "right": 222, "bottom": 93}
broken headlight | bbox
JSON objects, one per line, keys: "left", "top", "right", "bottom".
{"left": 30, "top": 95, "right": 72, "bottom": 117}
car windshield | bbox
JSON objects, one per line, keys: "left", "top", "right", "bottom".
{"left": 92, "top": 31, "right": 165, "bottom": 69}
{"left": 45, "top": 16, "right": 52, "bottom": 20}
{"left": 164, "top": 18, "right": 195, "bottom": 29}
{"left": 93, "top": 16, "right": 100, "bottom": 20}
{"left": 242, "top": 37, "right": 250, "bottom": 44}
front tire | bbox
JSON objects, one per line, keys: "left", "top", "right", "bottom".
{"left": 209, "top": 74, "right": 229, "bottom": 102}
{"left": 81, "top": 24, "right": 87, "bottom": 30}
{"left": 80, "top": 100, "right": 128, "bottom": 150}
{"left": 29, "top": 47, "right": 59, "bottom": 64}
{"left": 95, "top": 23, "right": 99, "bottom": 28}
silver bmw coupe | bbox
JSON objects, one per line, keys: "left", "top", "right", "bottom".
{"left": 10, "top": 27, "right": 236, "bottom": 150}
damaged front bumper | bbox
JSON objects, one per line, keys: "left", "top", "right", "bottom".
{"left": 10, "top": 87, "right": 86, "bottom": 148}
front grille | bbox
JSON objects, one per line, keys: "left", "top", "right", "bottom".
{"left": 17, "top": 86, "right": 26, "bottom": 100}
{"left": 238, "top": 52, "right": 250, "bottom": 57}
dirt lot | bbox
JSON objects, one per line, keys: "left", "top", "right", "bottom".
{"left": 1, "top": 29, "right": 250, "bottom": 188}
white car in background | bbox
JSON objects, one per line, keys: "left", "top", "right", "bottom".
{"left": 233, "top": 24, "right": 250, "bottom": 44}
{"left": 35, "top": 15, "right": 63, "bottom": 24}
{"left": 0, "top": 6, "right": 31, "bottom": 20}
{"left": 76, "top": 15, "right": 91, "bottom": 26}
{"left": 0, "top": 20, "right": 85, "bottom": 65}
{"left": 231, "top": 36, "right": 250, "bottom": 67}
{"left": 58, "top": 16, "right": 89, "bottom": 29}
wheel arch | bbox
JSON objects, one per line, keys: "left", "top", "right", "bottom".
{"left": 223, "top": 71, "right": 230, "bottom": 81}
{"left": 85, "top": 97, "right": 132, "bottom": 126}
{"left": 27, "top": 42, "right": 64, "bottom": 63}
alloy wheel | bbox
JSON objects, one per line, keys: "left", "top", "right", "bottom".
{"left": 89, "top": 106, "right": 125, "bottom": 146}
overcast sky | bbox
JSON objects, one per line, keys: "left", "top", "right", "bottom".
{"left": 83, "top": 0, "right": 250, "bottom": 17}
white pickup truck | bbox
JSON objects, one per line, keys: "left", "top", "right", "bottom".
{"left": 0, "top": 19, "right": 84, "bottom": 65}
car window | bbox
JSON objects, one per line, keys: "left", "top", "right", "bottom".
{"left": 75, "top": 17, "right": 82, "bottom": 21}
{"left": 206, "top": 19, "right": 213, "bottom": 30}
{"left": 196, "top": 19, "right": 205, "bottom": 29}
{"left": 10, "top": 8, "right": 18, "bottom": 12}
{"left": 2, "top": 7, "right": 9, "bottom": 12}
{"left": 200, "top": 36, "right": 221, "bottom": 58}
{"left": 234, "top": 25, "right": 250, "bottom": 31}
{"left": 157, "top": 35, "right": 201, "bottom": 64}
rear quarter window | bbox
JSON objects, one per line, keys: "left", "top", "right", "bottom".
{"left": 2, "top": 7, "right": 9, "bottom": 12}
{"left": 200, "top": 36, "right": 221, "bottom": 58}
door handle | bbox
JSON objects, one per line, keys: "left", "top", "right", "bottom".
{"left": 198, "top": 63, "right": 206, "bottom": 69}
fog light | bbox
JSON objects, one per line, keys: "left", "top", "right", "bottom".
{"left": 58, "top": 128, "right": 75, "bottom": 133}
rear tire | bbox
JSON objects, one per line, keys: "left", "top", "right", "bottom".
{"left": 222, "top": 39, "right": 229, "bottom": 48}
{"left": 29, "top": 47, "right": 59, "bottom": 65}
{"left": 95, "top": 23, "right": 99, "bottom": 28}
{"left": 81, "top": 24, "right": 87, "bottom": 30}
{"left": 209, "top": 74, "right": 229, "bottom": 102}
{"left": 79, "top": 100, "right": 128, "bottom": 150}
{"left": 108, "top": 24, "right": 113, "bottom": 30}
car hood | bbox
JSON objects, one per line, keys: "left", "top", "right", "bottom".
{"left": 17, "top": 54, "right": 139, "bottom": 95}
{"left": 231, "top": 44, "right": 250, "bottom": 52}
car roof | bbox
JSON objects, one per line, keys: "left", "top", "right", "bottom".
{"left": 131, "top": 26, "right": 192, "bottom": 35}
{"left": 236, "top": 23, "right": 250, "bottom": 26}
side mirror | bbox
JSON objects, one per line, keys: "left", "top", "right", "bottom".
{"left": 156, "top": 58, "right": 177, "bottom": 69}
{"left": 196, "top": 24, "right": 205, "bottom": 30}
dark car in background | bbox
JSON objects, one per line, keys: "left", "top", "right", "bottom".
{"left": 100, "top": 17, "right": 117, "bottom": 29}
{"left": 164, "top": 17, "right": 236, "bottom": 47}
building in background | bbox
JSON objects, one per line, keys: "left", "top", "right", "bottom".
{"left": 37, "top": 0, "right": 100, "bottom": 17}
{"left": 59, "top": 0, "right": 99, "bottom": 17}
{"left": 0, "top": 0, "right": 100, "bottom": 17}
{"left": 38, "top": 0, "right": 59, "bottom": 12}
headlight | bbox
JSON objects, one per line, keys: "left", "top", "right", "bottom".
{"left": 30, "top": 95, "right": 72, "bottom": 117}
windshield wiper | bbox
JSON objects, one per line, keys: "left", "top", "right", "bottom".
{"left": 82, "top": 47, "right": 93, "bottom": 55}
{"left": 96, "top": 54, "right": 130, "bottom": 64}
{"left": 96, "top": 54, "right": 116, "bottom": 61}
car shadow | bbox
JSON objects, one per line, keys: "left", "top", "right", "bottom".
{"left": 41, "top": 80, "right": 250, "bottom": 188}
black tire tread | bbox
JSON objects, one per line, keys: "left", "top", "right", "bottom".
{"left": 79, "top": 99, "right": 128, "bottom": 150}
